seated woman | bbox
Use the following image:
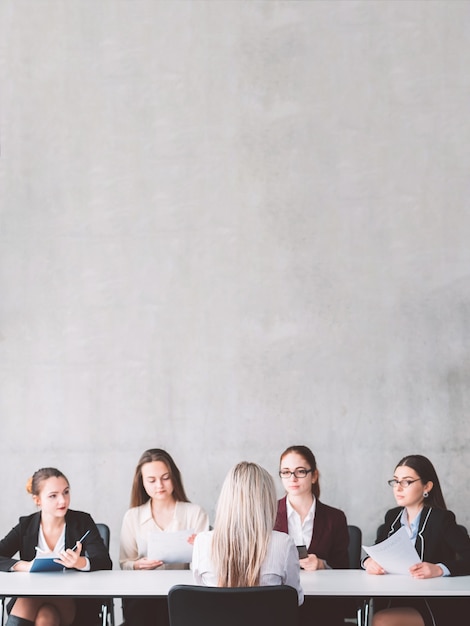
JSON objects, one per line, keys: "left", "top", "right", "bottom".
{"left": 0, "top": 467, "right": 112, "bottom": 626}
{"left": 364, "top": 454, "right": 470, "bottom": 626}
{"left": 120, "top": 448, "right": 209, "bottom": 626}
{"left": 274, "top": 445, "right": 349, "bottom": 625}
{"left": 192, "top": 461, "right": 303, "bottom": 605}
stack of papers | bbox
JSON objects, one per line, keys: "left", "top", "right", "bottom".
{"left": 362, "top": 526, "right": 421, "bottom": 575}
{"left": 147, "top": 529, "right": 194, "bottom": 563}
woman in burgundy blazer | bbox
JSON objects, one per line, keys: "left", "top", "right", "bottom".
{"left": 274, "top": 496, "right": 349, "bottom": 568}
{"left": 274, "top": 445, "right": 350, "bottom": 626}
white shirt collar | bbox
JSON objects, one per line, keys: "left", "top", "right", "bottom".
{"left": 286, "top": 497, "right": 316, "bottom": 547}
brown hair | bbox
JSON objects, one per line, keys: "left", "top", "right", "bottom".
{"left": 26, "top": 468, "right": 69, "bottom": 496}
{"left": 130, "top": 448, "right": 189, "bottom": 508}
{"left": 280, "top": 445, "right": 320, "bottom": 499}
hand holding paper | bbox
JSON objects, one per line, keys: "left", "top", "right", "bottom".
{"left": 363, "top": 555, "right": 385, "bottom": 575}
{"left": 147, "top": 529, "right": 195, "bottom": 564}
{"left": 362, "top": 526, "right": 421, "bottom": 575}
{"left": 133, "top": 557, "right": 164, "bottom": 570}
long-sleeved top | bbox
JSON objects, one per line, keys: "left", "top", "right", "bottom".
{"left": 192, "top": 529, "right": 304, "bottom": 605}
{"left": 377, "top": 505, "right": 470, "bottom": 576}
{"left": 274, "top": 496, "right": 349, "bottom": 569}
{"left": 0, "top": 509, "right": 112, "bottom": 572}
{"left": 119, "top": 499, "right": 209, "bottom": 570}
{"left": 370, "top": 505, "right": 470, "bottom": 626}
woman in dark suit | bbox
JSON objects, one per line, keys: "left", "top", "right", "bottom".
{"left": 364, "top": 454, "right": 470, "bottom": 626}
{"left": 274, "top": 444, "right": 349, "bottom": 626}
{"left": 0, "top": 467, "right": 112, "bottom": 626}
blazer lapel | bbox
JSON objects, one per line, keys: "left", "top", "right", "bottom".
{"left": 23, "top": 512, "right": 41, "bottom": 560}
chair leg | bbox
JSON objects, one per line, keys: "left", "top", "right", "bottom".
{"left": 100, "top": 600, "right": 116, "bottom": 626}
{"left": 102, "top": 603, "right": 108, "bottom": 626}
{"left": 363, "top": 598, "right": 371, "bottom": 626}
{"left": 356, "top": 602, "right": 363, "bottom": 626}
{"left": 354, "top": 599, "right": 371, "bottom": 626}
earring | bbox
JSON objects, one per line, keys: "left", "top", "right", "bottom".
{"left": 423, "top": 492, "right": 428, "bottom": 498}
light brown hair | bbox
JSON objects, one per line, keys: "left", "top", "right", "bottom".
{"left": 26, "top": 468, "right": 69, "bottom": 496}
{"left": 130, "top": 448, "right": 189, "bottom": 508}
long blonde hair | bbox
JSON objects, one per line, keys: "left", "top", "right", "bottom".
{"left": 211, "top": 461, "right": 277, "bottom": 587}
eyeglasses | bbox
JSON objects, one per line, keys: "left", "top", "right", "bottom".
{"left": 387, "top": 479, "right": 420, "bottom": 488}
{"left": 279, "top": 468, "right": 313, "bottom": 479}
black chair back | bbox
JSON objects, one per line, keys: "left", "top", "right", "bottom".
{"left": 96, "top": 523, "right": 110, "bottom": 549}
{"left": 168, "top": 584, "right": 299, "bottom": 626}
{"left": 95, "top": 523, "right": 115, "bottom": 626}
{"left": 347, "top": 525, "right": 362, "bottom": 569}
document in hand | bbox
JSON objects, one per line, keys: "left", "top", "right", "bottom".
{"left": 362, "top": 526, "right": 421, "bottom": 575}
{"left": 30, "top": 557, "right": 65, "bottom": 572}
{"left": 147, "top": 529, "right": 195, "bottom": 564}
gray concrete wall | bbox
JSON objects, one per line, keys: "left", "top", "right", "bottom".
{"left": 1, "top": 0, "right": 470, "bottom": 572}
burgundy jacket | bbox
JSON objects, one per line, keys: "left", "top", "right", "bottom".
{"left": 274, "top": 496, "right": 349, "bottom": 569}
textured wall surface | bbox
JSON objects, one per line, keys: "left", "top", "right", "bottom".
{"left": 1, "top": 0, "right": 470, "bottom": 573}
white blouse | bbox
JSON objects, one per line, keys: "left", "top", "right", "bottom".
{"left": 192, "top": 529, "right": 304, "bottom": 605}
{"left": 36, "top": 524, "right": 90, "bottom": 571}
{"left": 286, "top": 497, "right": 316, "bottom": 547}
{"left": 119, "top": 500, "right": 209, "bottom": 570}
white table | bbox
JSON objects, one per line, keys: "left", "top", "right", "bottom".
{"left": 0, "top": 570, "right": 193, "bottom": 598}
{"left": 0, "top": 569, "right": 469, "bottom": 598}
{"left": 301, "top": 570, "right": 470, "bottom": 626}
{"left": 300, "top": 569, "right": 470, "bottom": 597}
{"left": 1, "top": 569, "right": 469, "bottom": 626}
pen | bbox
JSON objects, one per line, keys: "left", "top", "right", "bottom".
{"left": 72, "top": 530, "right": 91, "bottom": 551}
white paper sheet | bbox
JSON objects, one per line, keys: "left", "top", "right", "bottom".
{"left": 147, "top": 529, "right": 195, "bottom": 564}
{"left": 362, "top": 526, "right": 421, "bottom": 575}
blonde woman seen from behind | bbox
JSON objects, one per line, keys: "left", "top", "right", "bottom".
{"left": 192, "top": 461, "right": 303, "bottom": 604}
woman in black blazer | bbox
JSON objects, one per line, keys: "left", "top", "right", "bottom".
{"left": 364, "top": 454, "right": 470, "bottom": 626}
{"left": 0, "top": 467, "right": 112, "bottom": 626}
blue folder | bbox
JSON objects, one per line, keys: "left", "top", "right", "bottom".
{"left": 30, "top": 557, "right": 65, "bottom": 572}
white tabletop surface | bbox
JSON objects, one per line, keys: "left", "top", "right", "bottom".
{"left": 0, "top": 569, "right": 469, "bottom": 598}
{"left": 300, "top": 569, "right": 470, "bottom": 597}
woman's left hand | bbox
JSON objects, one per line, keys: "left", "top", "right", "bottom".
{"left": 409, "top": 561, "right": 443, "bottom": 579}
{"left": 300, "top": 554, "right": 326, "bottom": 571}
{"left": 187, "top": 533, "right": 197, "bottom": 545}
{"left": 55, "top": 541, "right": 86, "bottom": 569}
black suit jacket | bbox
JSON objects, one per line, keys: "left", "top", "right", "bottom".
{"left": 377, "top": 506, "right": 470, "bottom": 576}
{"left": 0, "top": 509, "right": 112, "bottom": 572}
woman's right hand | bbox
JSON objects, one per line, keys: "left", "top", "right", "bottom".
{"left": 12, "top": 560, "right": 33, "bottom": 572}
{"left": 364, "top": 557, "right": 385, "bottom": 575}
{"left": 133, "top": 557, "right": 163, "bottom": 570}
{"left": 299, "top": 553, "right": 326, "bottom": 571}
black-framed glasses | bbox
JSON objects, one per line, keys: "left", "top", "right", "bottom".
{"left": 387, "top": 479, "right": 420, "bottom": 488}
{"left": 279, "top": 468, "right": 313, "bottom": 479}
